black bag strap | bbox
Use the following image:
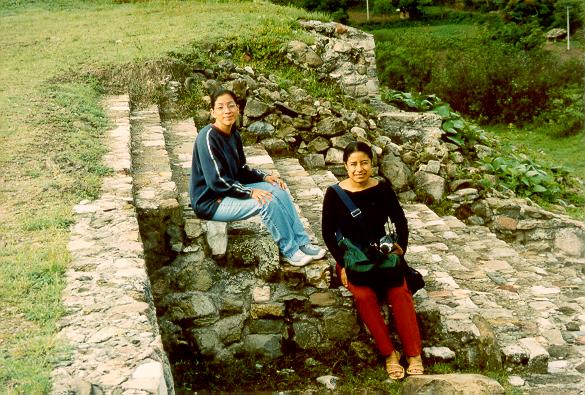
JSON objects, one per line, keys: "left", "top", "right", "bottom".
{"left": 331, "top": 184, "right": 367, "bottom": 242}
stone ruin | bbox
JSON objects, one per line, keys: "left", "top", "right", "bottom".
{"left": 51, "top": 20, "right": 585, "bottom": 394}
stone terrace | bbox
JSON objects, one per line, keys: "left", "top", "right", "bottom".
{"left": 52, "top": 95, "right": 585, "bottom": 394}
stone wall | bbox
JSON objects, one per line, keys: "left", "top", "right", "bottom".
{"left": 51, "top": 97, "right": 173, "bottom": 394}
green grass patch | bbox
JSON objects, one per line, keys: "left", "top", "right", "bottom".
{"left": 486, "top": 124, "right": 585, "bottom": 183}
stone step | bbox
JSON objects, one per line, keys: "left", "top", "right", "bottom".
{"left": 51, "top": 96, "right": 173, "bottom": 393}
{"left": 129, "top": 106, "right": 182, "bottom": 271}
{"left": 136, "top": 111, "right": 585, "bottom": 388}
{"left": 403, "top": 203, "right": 585, "bottom": 384}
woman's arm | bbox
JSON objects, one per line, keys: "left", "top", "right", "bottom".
{"left": 234, "top": 131, "right": 268, "bottom": 184}
{"left": 321, "top": 187, "right": 346, "bottom": 266}
{"left": 196, "top": 128, "right": 253, "bottom": 199}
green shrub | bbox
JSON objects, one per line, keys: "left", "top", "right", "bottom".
{"left": 480, "top": 154, "right": 565, "bottom": 201}
{"left": 535, "top": 83, "right": 585, "bottom": 137}
{"left": 485, "top": 18, "right": 545, "bottom": 50}
{"left": 375, "top": 29, "right": 440, "bottom": 92}
{"left": 373, "top": 20, "right": 584, "bottom": 130}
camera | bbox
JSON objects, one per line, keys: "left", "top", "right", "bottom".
{"left": 378, "top": 234, "right": 396, "bottom": 255}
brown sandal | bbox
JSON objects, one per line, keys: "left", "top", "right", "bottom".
{"left": 385, "top": 351, "right": 405, "bottom": 380}
{"left": 406, "top": 355, "right": 424, "bottom": 375}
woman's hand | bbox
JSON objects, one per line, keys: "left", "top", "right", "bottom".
{"left": 393, "top": 243, "right": 404, "bottom": 255}
{"left": 264, "top": 174, "right": 287, "bottom": 190}
{"left": 340, "top": 267, "right": 349, "bottom": 288}
{"left": 251, "top": 188, "right": 273, "bottom": 205}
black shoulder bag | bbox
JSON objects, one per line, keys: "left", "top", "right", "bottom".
{"left": 331, "top": 183, "right": 425, "bottom": 294}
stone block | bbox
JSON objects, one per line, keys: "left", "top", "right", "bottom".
{"left": 403, "top": 374, "right": 504, "bottom": 394}
{"left": 250, "top": 303, "right": 285, "bottom": 319}
{"left": 243, "top": 334, "right": 282, "bottom": 359}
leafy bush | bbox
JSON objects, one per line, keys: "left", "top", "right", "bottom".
{"left": 372, "top": 0, "right": 397, "bottom": 16}
{"left": 481, "top": 154, "right": 565, "bottom": 200}
{"left": 535, "top": 83, "right": 585, "bottom": 137}
{"left": 375, "top": 29, "right": 440, "bottom": 92}
{"left": 375, "top": 23, "right": 585, "bottom": 129}
{"left": 551, "top": 0, "right": 584, "bottom": 31}
{"left": 381, "top": 88, "right": 441, "bottom": 111}
{"left": 485, "top": 18, "right": 545, "bottom": 50}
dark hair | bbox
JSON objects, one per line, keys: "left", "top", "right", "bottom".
{"left": 210, "top": 87, "right": 237, "bottom": 108}
{"left": 343, "top": 141, "right": 373, "bottom": 163}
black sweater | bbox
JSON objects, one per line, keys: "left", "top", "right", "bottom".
{"left": 321, "top": 179, "right": 409, "bottom": 268}
{"left": 189, "top": 124, "right": 267, "bottom": 219}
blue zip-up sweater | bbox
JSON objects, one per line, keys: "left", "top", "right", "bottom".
{"left": 189, "top": 124, "right": 267, "bottom": 219}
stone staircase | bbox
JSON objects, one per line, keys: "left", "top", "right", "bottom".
{"left": 52, "top": 96, "right": 585, "bottom": 394}
{"left": 158, "top": 110, "right": 585, "bottom": 393}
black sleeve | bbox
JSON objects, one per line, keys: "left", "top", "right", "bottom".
{"left": 321, "top": 186, "right": 347, "bottom": 266}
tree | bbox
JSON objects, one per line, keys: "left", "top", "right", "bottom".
{"left": 390, "top": 0, "right": 432, "bottom": 19}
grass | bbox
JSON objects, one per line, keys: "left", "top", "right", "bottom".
{"left": 486, "top": 124, "right": 585, "bottom": 182}
{"left": 0, "top": 0, "right": 320, "bottom": 392}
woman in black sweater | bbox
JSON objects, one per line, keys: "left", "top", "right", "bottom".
{"left": 189, "top": 88, "right": 326, "bottom": 267}
{"left": 321, "top": 141, "right": 423, "bottom": 379}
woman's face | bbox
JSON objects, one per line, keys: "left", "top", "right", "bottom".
{"left": 345, "top": 151, "right": 372, "bottom": 184}
{"left": 211, "top": 93, "right": 239, "bottom": 129}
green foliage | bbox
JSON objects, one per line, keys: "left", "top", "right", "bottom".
{"left": 372, "top": 0, "right": 396, "bottom": 16}
{"left": 486, "top": 17, "right": 545, "bottom": 50}
{"left": 381, "top": 88, "right": 442, "bottom": 111}
{"left": 391, "top": 0, "right": 432, "bottom": 19}
{"left": 535, "top": 83, "right": 585, "bottom": 137}
{"left": 38, "top": 81, "right": 112, "bottom": 200}
{"left": 374, "top": 24, "right": 585, "bottom": 128}
{"left": 381, "top": 87, "right": 488, "bottom": 152}
{"left": 434, "top": 103, "right": 487, "bottom": 152}
{"left": 552, "top": 0, "right": 584, "bottom": 30}
{"left": 481, "top": 153, "right": 566, "bottom": 200}
{"left": 375, "top": 30, "right": 438, "bottom": 92}
{"left": 503, "top": 0, "right": 556, "bottom": 27}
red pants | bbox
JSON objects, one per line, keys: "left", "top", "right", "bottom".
{"left": 337, "top": 264, "right": 422, "bottom": 357}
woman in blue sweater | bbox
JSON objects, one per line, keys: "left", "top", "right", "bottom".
{"left": 189, "top": 88, "right": 325, "bottom": 267}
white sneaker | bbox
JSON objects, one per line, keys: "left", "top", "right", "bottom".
{"left": 284, "top": 250, "right": 313, "bottom": 267}
{"left": 300, "top": 244, "right": 326, "bottom": 260}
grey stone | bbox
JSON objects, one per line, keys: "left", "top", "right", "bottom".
{"left": 423, "top": 346, "right": 456, "bottom": 361}
{"left": 248, "top": 319, "right": 284, "bottom": 334}
{"left": 247, "top": 121, "right": 275, "bottom": 139}
{"left": 402, "top": 374, "right": 505, "bottom": 394}
{"left": 301, "top": 153, "right": 326, "bottom": 169}
{"left": 414, "top": 171, "right": 446, "bottom": 202}
{"left": 307, "top": 136, "right": 330, "bottom": 153}
{"left": 316, "top": 375, "right": 339, "bottom": 390}
{"left": 261, "top": 137, "right": 289, "bottom": 155}
{"left": 325, "top": 147, "right": 344, "bottom": 164}
{"left": 293, "top": 319, "right": 323, "bottom": 350}
{"left": 313, "top": 117, "right": 346, "bottom": 137}
{"left": 380, "top": 154, "right": 412, "bottom": 191}
{"left": 205, "top": 221, "right": 227, "bottom": 256}
{"left": 330, "top": 133, "right": 355, "bottom": 150}
{"left": 243, "top": 334, "right": 283, "bottom": 359}
{"left": 162, "top": 292, "right": 218, "bottom": 324}
{"left": 244, "top": 98, "right": 270, "bottom": 118}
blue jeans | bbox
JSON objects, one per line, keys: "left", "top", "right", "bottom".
{"left": 211, "top": 182, "right": 310, "bottom": 258}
